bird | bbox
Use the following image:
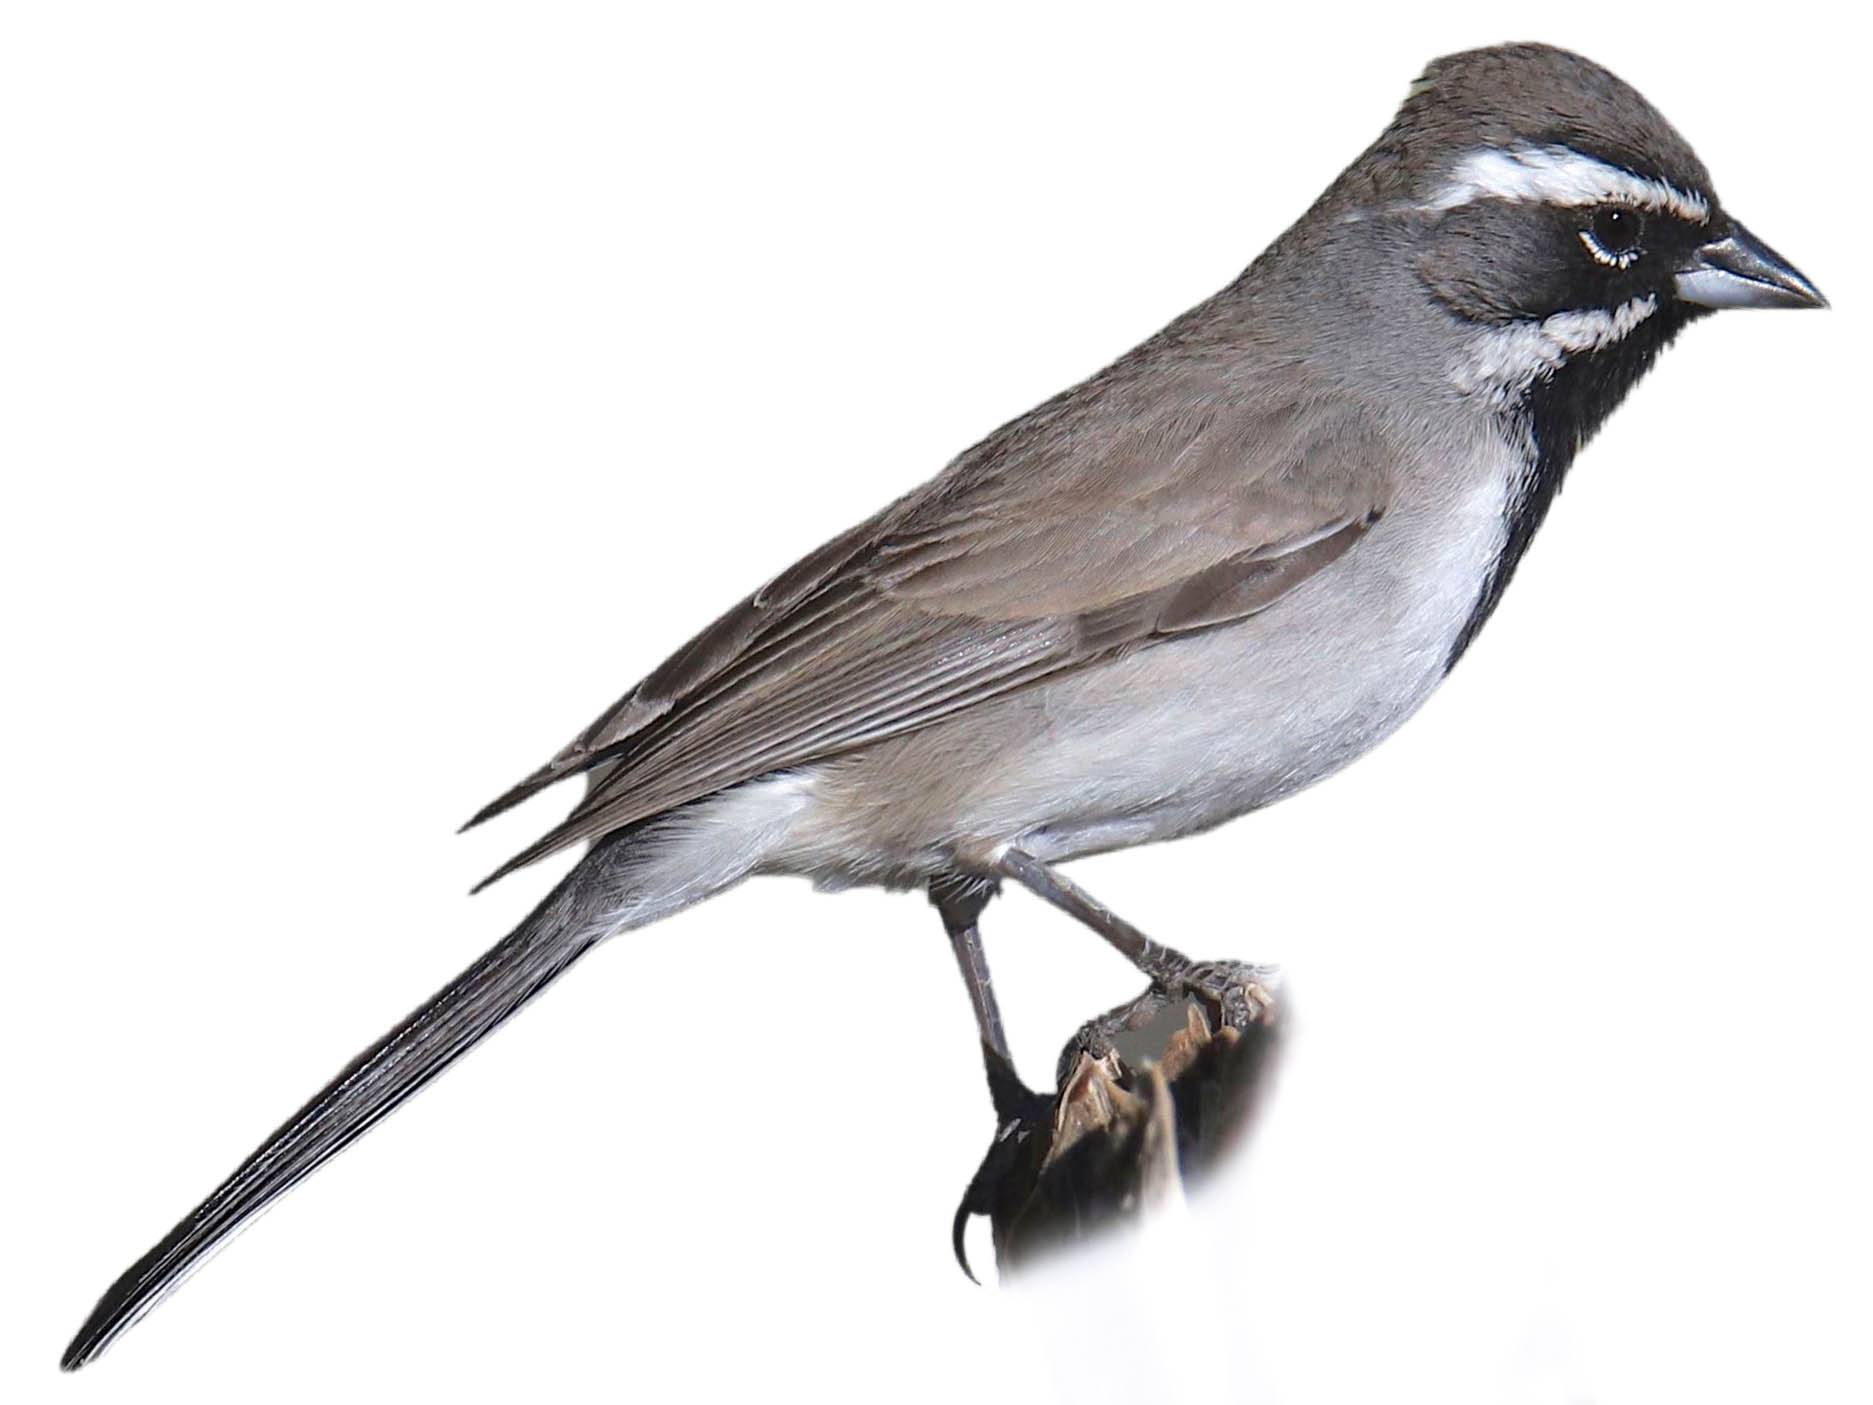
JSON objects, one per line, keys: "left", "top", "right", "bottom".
{"left": 62, "top": 41, "right": 1825, "bottom": 1369}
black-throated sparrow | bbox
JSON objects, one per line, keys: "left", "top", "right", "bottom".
{"left": 63, "top": 42, "right": 1824, "bottom": 1368}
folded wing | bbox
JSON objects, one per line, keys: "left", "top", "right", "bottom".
{"left": 466, "top": 386, "right": 1396, "bottom": 889}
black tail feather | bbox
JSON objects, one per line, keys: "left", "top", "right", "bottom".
{"left": 60, "top": 848, "right": 626, "bottom": 1371}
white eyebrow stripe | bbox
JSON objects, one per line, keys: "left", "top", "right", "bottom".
{"left": 1425, "top": 144, "right": 1710, "bottom": 223}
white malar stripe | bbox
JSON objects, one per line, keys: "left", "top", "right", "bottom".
{"left": 1452, "top": 294, "right": 1659, "bottom": 400}
{"left": 1426, "top": 144, "right": 1710, "bottom": 224}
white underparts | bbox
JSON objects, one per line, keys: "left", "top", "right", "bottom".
{"left": 1452, "top": 294, "right": 1659, "bottom": 402}
{"left": 1425, "top": 143, "right": 1710, "bottom": 224}
{"left": 595, "top": 769, "right": 820, "bottom": 934}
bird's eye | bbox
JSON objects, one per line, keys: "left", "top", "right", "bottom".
{"left": 1581, "top": 206, "right": 1647, "bottom": 269}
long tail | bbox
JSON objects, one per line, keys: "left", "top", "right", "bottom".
{"left": 61, "top": 775, "right": 811, "bottom": 1370}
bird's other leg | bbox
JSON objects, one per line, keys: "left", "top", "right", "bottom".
{"left": 930, "top": 872, "right": 1008, "bottom": 1060}
{"left": 929, "top": 873, "right": 1037, "bottom": 1125}
{"left": 932, "top": 871, "right": 1055, "bottom": 1281}
{"left": 993, "top": 848, "right": 1269, "bottom": 1032}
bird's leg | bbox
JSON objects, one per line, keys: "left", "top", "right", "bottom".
{"left": 929, "top": 874, "right": 1039, "bottom": 1125}
{"left": 993, "top": 848, "right": 1270, "bottom": 1031}
{"left": 932, "top": 872, "right": 1057, "bottom": 1280}
{"left": 930, "top": 873, "right": 1010, "bottom": 1062}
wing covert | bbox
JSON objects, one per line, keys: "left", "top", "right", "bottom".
{"left": 466, "top": 397, "right": 1396, "bottom": 889}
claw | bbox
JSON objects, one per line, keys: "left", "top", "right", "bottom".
{"left": 950, "top": 1114, "right": 1026, "bottom": 1286}
{"left": 951, "top": 1193, "right": 979, "bottom": 1284}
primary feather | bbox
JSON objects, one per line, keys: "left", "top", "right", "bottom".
{"left": 466, "top": 329, "right": 1395, "bottom": 888}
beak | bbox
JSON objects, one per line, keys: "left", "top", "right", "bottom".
{"left": 1675, "top": 219, "right": 1827, "bottom": 310}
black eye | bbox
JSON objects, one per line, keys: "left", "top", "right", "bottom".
{"left": 1583, "top": 206, "right": 1648, "bottom": 267}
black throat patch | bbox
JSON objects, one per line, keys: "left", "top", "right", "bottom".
{"left": 1443, "top": 302, "right": 1701, "bottom": 671}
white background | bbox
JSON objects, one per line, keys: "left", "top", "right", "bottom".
{"left": 4, "top": 4, "right": 1865, "bottom": 1402}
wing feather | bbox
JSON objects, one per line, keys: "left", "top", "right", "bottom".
{"left": 467, "top": 381, "right": 1399, "bottom": 887}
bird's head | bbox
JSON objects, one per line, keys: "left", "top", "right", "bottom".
{"left": 1322, "top": 44, "right": 1824, "bottom": 411}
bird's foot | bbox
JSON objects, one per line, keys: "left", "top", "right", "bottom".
{"left": 1161, "top": 958, "right": 1278, "bottom": 1034}
{"left": 1053, "top": 958, "right": 1279, "bottom": 1089}
{"left": 966, "top": 957, "right": 1286, "bottom": 1278}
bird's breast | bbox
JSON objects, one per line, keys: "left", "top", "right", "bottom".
{"left": 775, "top": 428, "right": 1522, "bottom": 883}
